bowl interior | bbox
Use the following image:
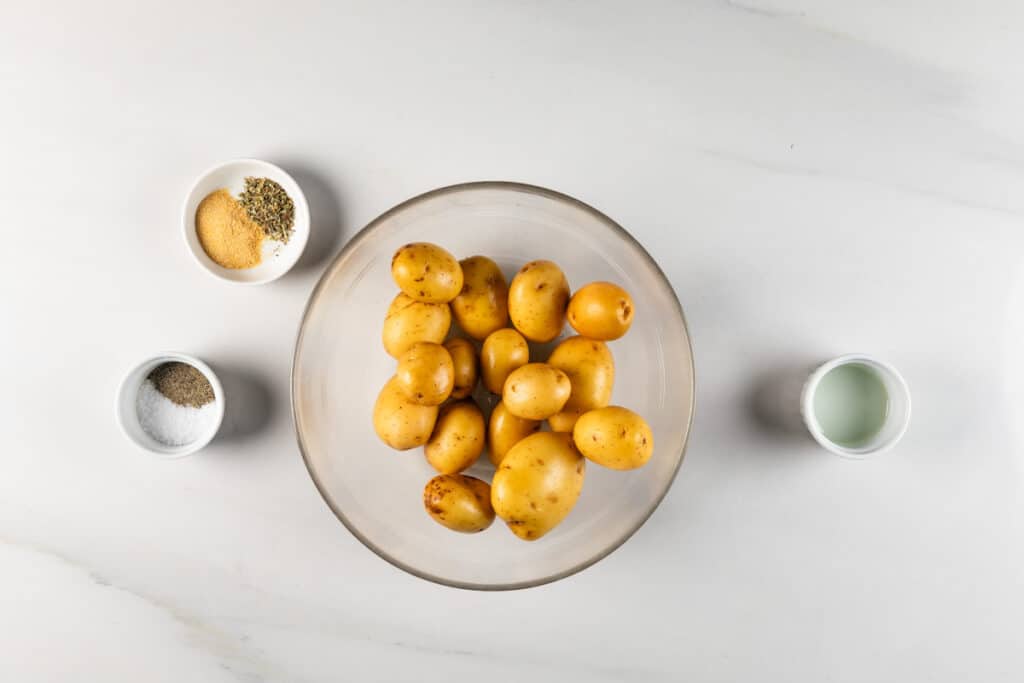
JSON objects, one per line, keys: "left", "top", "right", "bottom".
{"left": 182, "top": 159, "right": 310, "bottom": 285}
{"left": 293, "top": 182, "right": 694, "bottom": 589}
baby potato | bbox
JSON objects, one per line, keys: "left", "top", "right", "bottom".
{"left": 572, "top": 406, "right": 654, "bottom": 470}
{"left": 373, "top": 376, "right": 439, "bottom": 450}
{"left": 508, "top": 260, "right": 570, "bottom": 343}
{"left": 491, "top": 432, "right": 586, "bottom": 541}
{"left": 547, "top": 412, "right": 580, "bottom": 433}
{"left": 546, "top": 336, "right": 615, "bottom": 432}
{"left": 395, "top": 342, "right": 453, "bottom": 406}
{"left": 488, "top": 400, "right": 541, "bottom": 466}
{"left": 451, "top": 256, "right": 509, "bottom": 340}
{"left": 480, "top": 328, "right": 529, "bottom": 394}
{"left": 382, "top": 293, "right": 451, "bottom": 358}
{"left": 425, "top": 401, "right": 486, "bottom": 474}
{"left": 444, "top": 337, "right": 478, "bottom": 399}
{"left": 423, "top": 474, "right": 495, "bottom": 533}
{"left": 391, "top": 242, "right": 464, "bottom": 303}
{"left": 567, "top": 281, "right": 634, "bottom": 340}
{"left": 502, "top": 363, "right": 571, "bottom": 420}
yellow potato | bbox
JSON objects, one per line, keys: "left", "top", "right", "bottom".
{"left": 425, "top": 401, "right": 486, "bottom": 474}
{"left": 372, "top": 376, "right": 439, "bottom": 450}
{"left": 502, "top": 363, "right": 571, "bottom": 420}
{"left": 567, "top": 281, "right": 634, "bottom": 341}
{"left": 508, "top": 260, "right": 570, "bottom": 343}
{"left": 546, "top": 336, "right": 615, "bottom": 432}
{"left": 488, "top": 400, "right": 541, "bottom": 466}
{"left": 395, "top": 342, "right": 453, "bottom": 406}
{"left": 491, "top": 432, "right": 586, "bottom": 541}
{"left": 391, "top": 242, "right": 464, "bottom": 303}
{"left": 546, "top": 413, "right": 579, "bottom": 433}
{"left": 423, "top": 474, "right": 495, "bottom": 533}
{"left": 480, "top": 328, "right": 529, "bottom": 394}
{"left": 444, "top": 337, "right": 478, "bottom": 399}
{"left": 382, "top": 293, "right": 451, "bottom": 358}
{"left": 451, "top": 256, "right": 509, "bottom": 340}
{"left": 572, "top": 406, "right": 654, "bottom": 470}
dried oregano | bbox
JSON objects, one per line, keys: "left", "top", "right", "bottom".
{"left": 238, "top": 176, "right": 295, "bottom": 243}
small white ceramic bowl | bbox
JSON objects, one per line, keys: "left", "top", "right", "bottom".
{"left": 800, "top": 354, "right": 911, "bottom": 459}
{"left": 116, "top": 352, "right": 225, "bottom": 458}
{"left": 182, "top": 159, "right": 310, "bottom": 285}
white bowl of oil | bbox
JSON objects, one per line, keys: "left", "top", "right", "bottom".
{"left": 801, "top": 354, "right": 911, "bottom": 458}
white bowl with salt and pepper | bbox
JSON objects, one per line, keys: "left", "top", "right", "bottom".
{"left": 182, "top": 158, "right": 310, "bottom": 285}
{"left": 116, "top": 353, "right": 224, "bottom": 458}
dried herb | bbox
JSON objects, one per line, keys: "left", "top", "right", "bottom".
{"left": 147, "top": 362, "right": 215, "bottom": 408}
{"left": 238, "top": 176, "right": 295, "bottom": 244}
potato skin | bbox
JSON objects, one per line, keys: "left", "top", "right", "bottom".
{"left": 566, "top": 281, "right": 634, "bottom": 341}
{"left": 382, "top": 293, "right": 451, "bottom": 358}
{"left": 372, "top": 376, "right": 439, "bottom": 450}
{"left": 546, "top": 412, "right": 580, "bottom": 433}
{"left": 425, "top": 401, "right": 486, "bottom": 474}
{"left": 391, "top": 242, "right": 464, "bottom": 304}
{"left": 546, "top": 336, "right": 615, "bottom": 432}
{"left": 423, "top": 474, "right": 495, "bottom": 533}
{"left": 491, "top": 432, "right": 586, "bottom": 541}
{"left": 480, "top": 328, "right": 529, "bottom": 394}
{"left": 572, "top": 406, "right": 654, "bottom": 470}
{"left": 488, "top": 400, "right": 541, "bottom": 466}
{"left": 395, "top": 342, "right": 454, "bottom": 406}
{"left": 508, "top": 260, "right": 570, "bottom": 343}
{"left": 451, "top": 256, "right": 509, "bottom": 340}
{"left": 444, "top": 337, "right": 478, "bottom": 399}
{"left": 502, "top": 363, "right": 571, "bottom": 420}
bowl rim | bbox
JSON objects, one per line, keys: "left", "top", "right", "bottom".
{"left": 180, "top": 158, "right": 311, "bottom": 286}
{"left": 290, "top": 180, "right": 696, "bottom": 590}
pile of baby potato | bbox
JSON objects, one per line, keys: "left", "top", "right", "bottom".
{"left": 372, "top": 242, "right": 653, "bottom": 541}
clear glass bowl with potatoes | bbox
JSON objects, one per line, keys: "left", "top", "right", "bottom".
{"left": 292, "top": 182, "right": 694, "bottom": 590}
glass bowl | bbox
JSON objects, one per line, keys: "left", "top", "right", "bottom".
{"left": 292, "top": 182, "right": 694, "bottom": 590}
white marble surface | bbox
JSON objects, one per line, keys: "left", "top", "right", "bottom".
{"left": 3, "top": 1, "right": 1023, "bottom": 680}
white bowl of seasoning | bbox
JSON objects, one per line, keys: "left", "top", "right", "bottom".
{"left": 116, "top": 352, "right": 225, "bottom": 458}
{"left": 182, "top": 158, "right": 310, "bottom": 285}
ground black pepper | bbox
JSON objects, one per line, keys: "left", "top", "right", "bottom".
{"left": 147, "top": 362, "right": 215, "bottom": 408}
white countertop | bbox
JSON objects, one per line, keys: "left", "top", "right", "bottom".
{"left": 3, "top": 1, "right": 1023, "bottom": 680}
